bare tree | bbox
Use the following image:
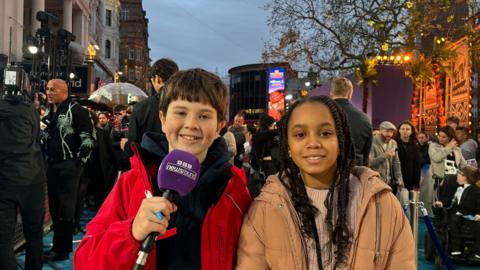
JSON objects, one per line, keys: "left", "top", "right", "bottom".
{"left": 263, "top": 0, "right": 479, "bottom": 74}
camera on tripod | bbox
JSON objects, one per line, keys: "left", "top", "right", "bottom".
{"left": 2, "top": 64, "right": 29, "bottom": 98}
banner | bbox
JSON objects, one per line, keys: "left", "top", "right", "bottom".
{"left": 268, "top": 67, "right": 286, "bottom": 120}
{"left": 423, "top": 82, "right": 438, "bottom": 134}
{"left": 448, "top": 37, "right": 470, "bottom": 127}
{"left": 268, "top": 68, "right": 285, "bottom": 94}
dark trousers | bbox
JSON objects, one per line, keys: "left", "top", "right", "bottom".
{"left": 449, "top": 214, "right": 480, "bottom": 254}
{"left": 47, "top": 159, "right": 83, "bottom": 254}
{"left": 0, "top": 181, "right": 45, "bottom": 270}
{"left": 74, "top": 174, "right": 90, "bottom": 229}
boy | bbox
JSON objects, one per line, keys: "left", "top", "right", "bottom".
{"left": 447, "top": 166, "right": 480, "bottom": 259}
{"left": 74, "top": 69, "right": 252, "bottom": 269}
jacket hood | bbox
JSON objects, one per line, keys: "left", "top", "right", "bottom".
{"left": 141, "top": 131, "right": 169, "bottom": 162}
{"left": 140, "top": 131, "right": 230, "bottom": 174}
{"left": 260, "top": 166, "right": 390, "bottom": 209}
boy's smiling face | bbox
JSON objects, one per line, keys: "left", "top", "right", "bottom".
{"left": 160, "top": 99, "right": 222, "bottom": 163}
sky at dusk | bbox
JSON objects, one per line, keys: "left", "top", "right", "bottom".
{"left": 143, "top": 0, "right": 270, "bottom": 76}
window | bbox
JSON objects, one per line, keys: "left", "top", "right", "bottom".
{"left": 136, "top": 48, "right": 142, "bottom": 61}
{"left": 128, "top": 48, "right": 135, "bottom": 60}
{"left": 135, "top": 69, "right": 141, "bottom": 80}
{"left": 105, "top": 40, "right": 111, "bottom": 59}
{"left": 128, "top": 68, "right": 135, "bottom": 81}
{"left": 106, "top": 9, "right": 112, "bottom": 26}
{"left": 120, "top": 8, "right": 129, "bottom": 20}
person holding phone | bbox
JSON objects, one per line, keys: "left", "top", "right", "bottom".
{"left": 422, "top": 125, "right": 467, "bottom": 216}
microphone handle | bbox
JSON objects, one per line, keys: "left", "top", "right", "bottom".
{"left": 132, "top": 190, "right": 173, "bottom": 270}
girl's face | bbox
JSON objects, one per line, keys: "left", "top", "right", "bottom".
{"left": 438, "top": 131, "right": 451, "bottom": 146}
{"left": 287, "top": 102, "right": 339, "bottom": 188}
{"left": 399, "top": 124, "right": 412, "bottom": 140}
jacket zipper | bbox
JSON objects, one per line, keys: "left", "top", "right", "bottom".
{"left": 349, "top": 186, "right": 384, "bottom": 269}
{"left": 373, "top": 194, "right": 382, "bottom": 269}
{"left": 280, "top": 195, "right": 308, "bottom": 269}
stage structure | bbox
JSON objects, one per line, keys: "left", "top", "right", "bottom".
{"left": 417, "top": 37, "right": 478, "bottom": 134}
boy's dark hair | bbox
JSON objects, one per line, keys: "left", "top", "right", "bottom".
{"left": 150, "top": 58, "right": 179, "bottom": 82}
{"left": 278, "top": 95, "right": 354, "bottom": 268}
{"left": 439, "top": 125, "right": 458, "bottom": 142}
{"left": 446, "top": 116, "right": 460, "bottom": 125}
{"left": 461, "top": 165, "right": 479, "bottom": 185}
{"left": 160, "top": 68, "right": 228, "bottom": 122}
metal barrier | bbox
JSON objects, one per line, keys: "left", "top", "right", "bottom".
{"left": 407, "top": 190, "right": 454, "bottom": 270}
{"left": 408, "top": 190, "right": 419, "bottom": 264}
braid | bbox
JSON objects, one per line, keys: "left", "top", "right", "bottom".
{"left": 278, "top": 96, "right": 354, "bottom": 268}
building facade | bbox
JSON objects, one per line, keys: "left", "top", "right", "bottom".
{"left": 102, "top": 0, "right": 121, "bottom": 77}
{"left": 0, "top": 0, "right": 126, "bottom": 96}
{"left": 228, "top": 63, "right": 293, "bottom": 121}
{"left": 119, "top": 0, "right": 150, "bottom": 90}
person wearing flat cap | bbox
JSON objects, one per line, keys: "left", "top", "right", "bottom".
{"left": 370, "top": 121, "right": 404, "bottom": 192}
{"left": 42, "top": 79, "right": 95, "bottom": 261}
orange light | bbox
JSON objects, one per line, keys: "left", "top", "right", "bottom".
{"left": 389, "top": 56, "right": 395, "bottom": 61}
{"left": 376, "top": 56, "right": 382, "bottom": 60}
{"left": 404, "top": 55, "right": 411, "bottom": 62}
{"left": 395, "top": 55, "right": 402, "bottom": 61}
{"left": 383, "top": 56, "right": 388, "bottom": 60}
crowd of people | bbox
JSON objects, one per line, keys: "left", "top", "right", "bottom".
{"left": 1, "top": 58, "right": 479, "bottom": 269}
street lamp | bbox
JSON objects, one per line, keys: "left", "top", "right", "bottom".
{"left": 114, "top": 71, "right": 123, "bottom": 83}
{"left": 285, "top": 94, "right": 293, "bottom": 100}
{"left": 305, "top": 81, "right": 311, "bottom": 87}
{"left": 27, "top": 45, "right": 38, "bottom": 54}
{"left": 26, "top": 36, "right": 39, "bottom": 54}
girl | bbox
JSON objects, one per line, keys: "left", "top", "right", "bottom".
{"left": 236, "top": 96, "right": 415, "bottom": 269}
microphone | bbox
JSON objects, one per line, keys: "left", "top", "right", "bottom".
{"left": 133, "top": 149, "right": 200, "bottom": 270}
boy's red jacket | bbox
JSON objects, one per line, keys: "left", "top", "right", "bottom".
{"left": 74, "top": 146, "right": 252, "bottom": 269}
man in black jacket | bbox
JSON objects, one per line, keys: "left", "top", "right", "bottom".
{"left": 43, "top": 79, "right": 94, "bottom": 261}
{"left": 126, "top": 58, "right": 178, "bottom": 148}
{"left": 0, "top": 86, "right": 46, "bottom": 270}
{"left": 330, "top": 77, "right": 373, "bottom": 166}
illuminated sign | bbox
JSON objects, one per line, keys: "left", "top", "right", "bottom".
{"left": 268, "top": 68, "right": 285, "bottom": 93}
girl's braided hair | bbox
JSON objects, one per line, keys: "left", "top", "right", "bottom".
{"left": 278, "top": 95, "right": 355, "bottom": 268}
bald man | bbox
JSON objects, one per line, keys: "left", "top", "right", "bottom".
{"left": 43, "top": 79, "right": 95, "bottom": 261}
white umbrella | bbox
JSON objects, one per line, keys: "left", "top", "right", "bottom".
{"left": 89, "top": 82, "right": 148, "bottom": 106}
